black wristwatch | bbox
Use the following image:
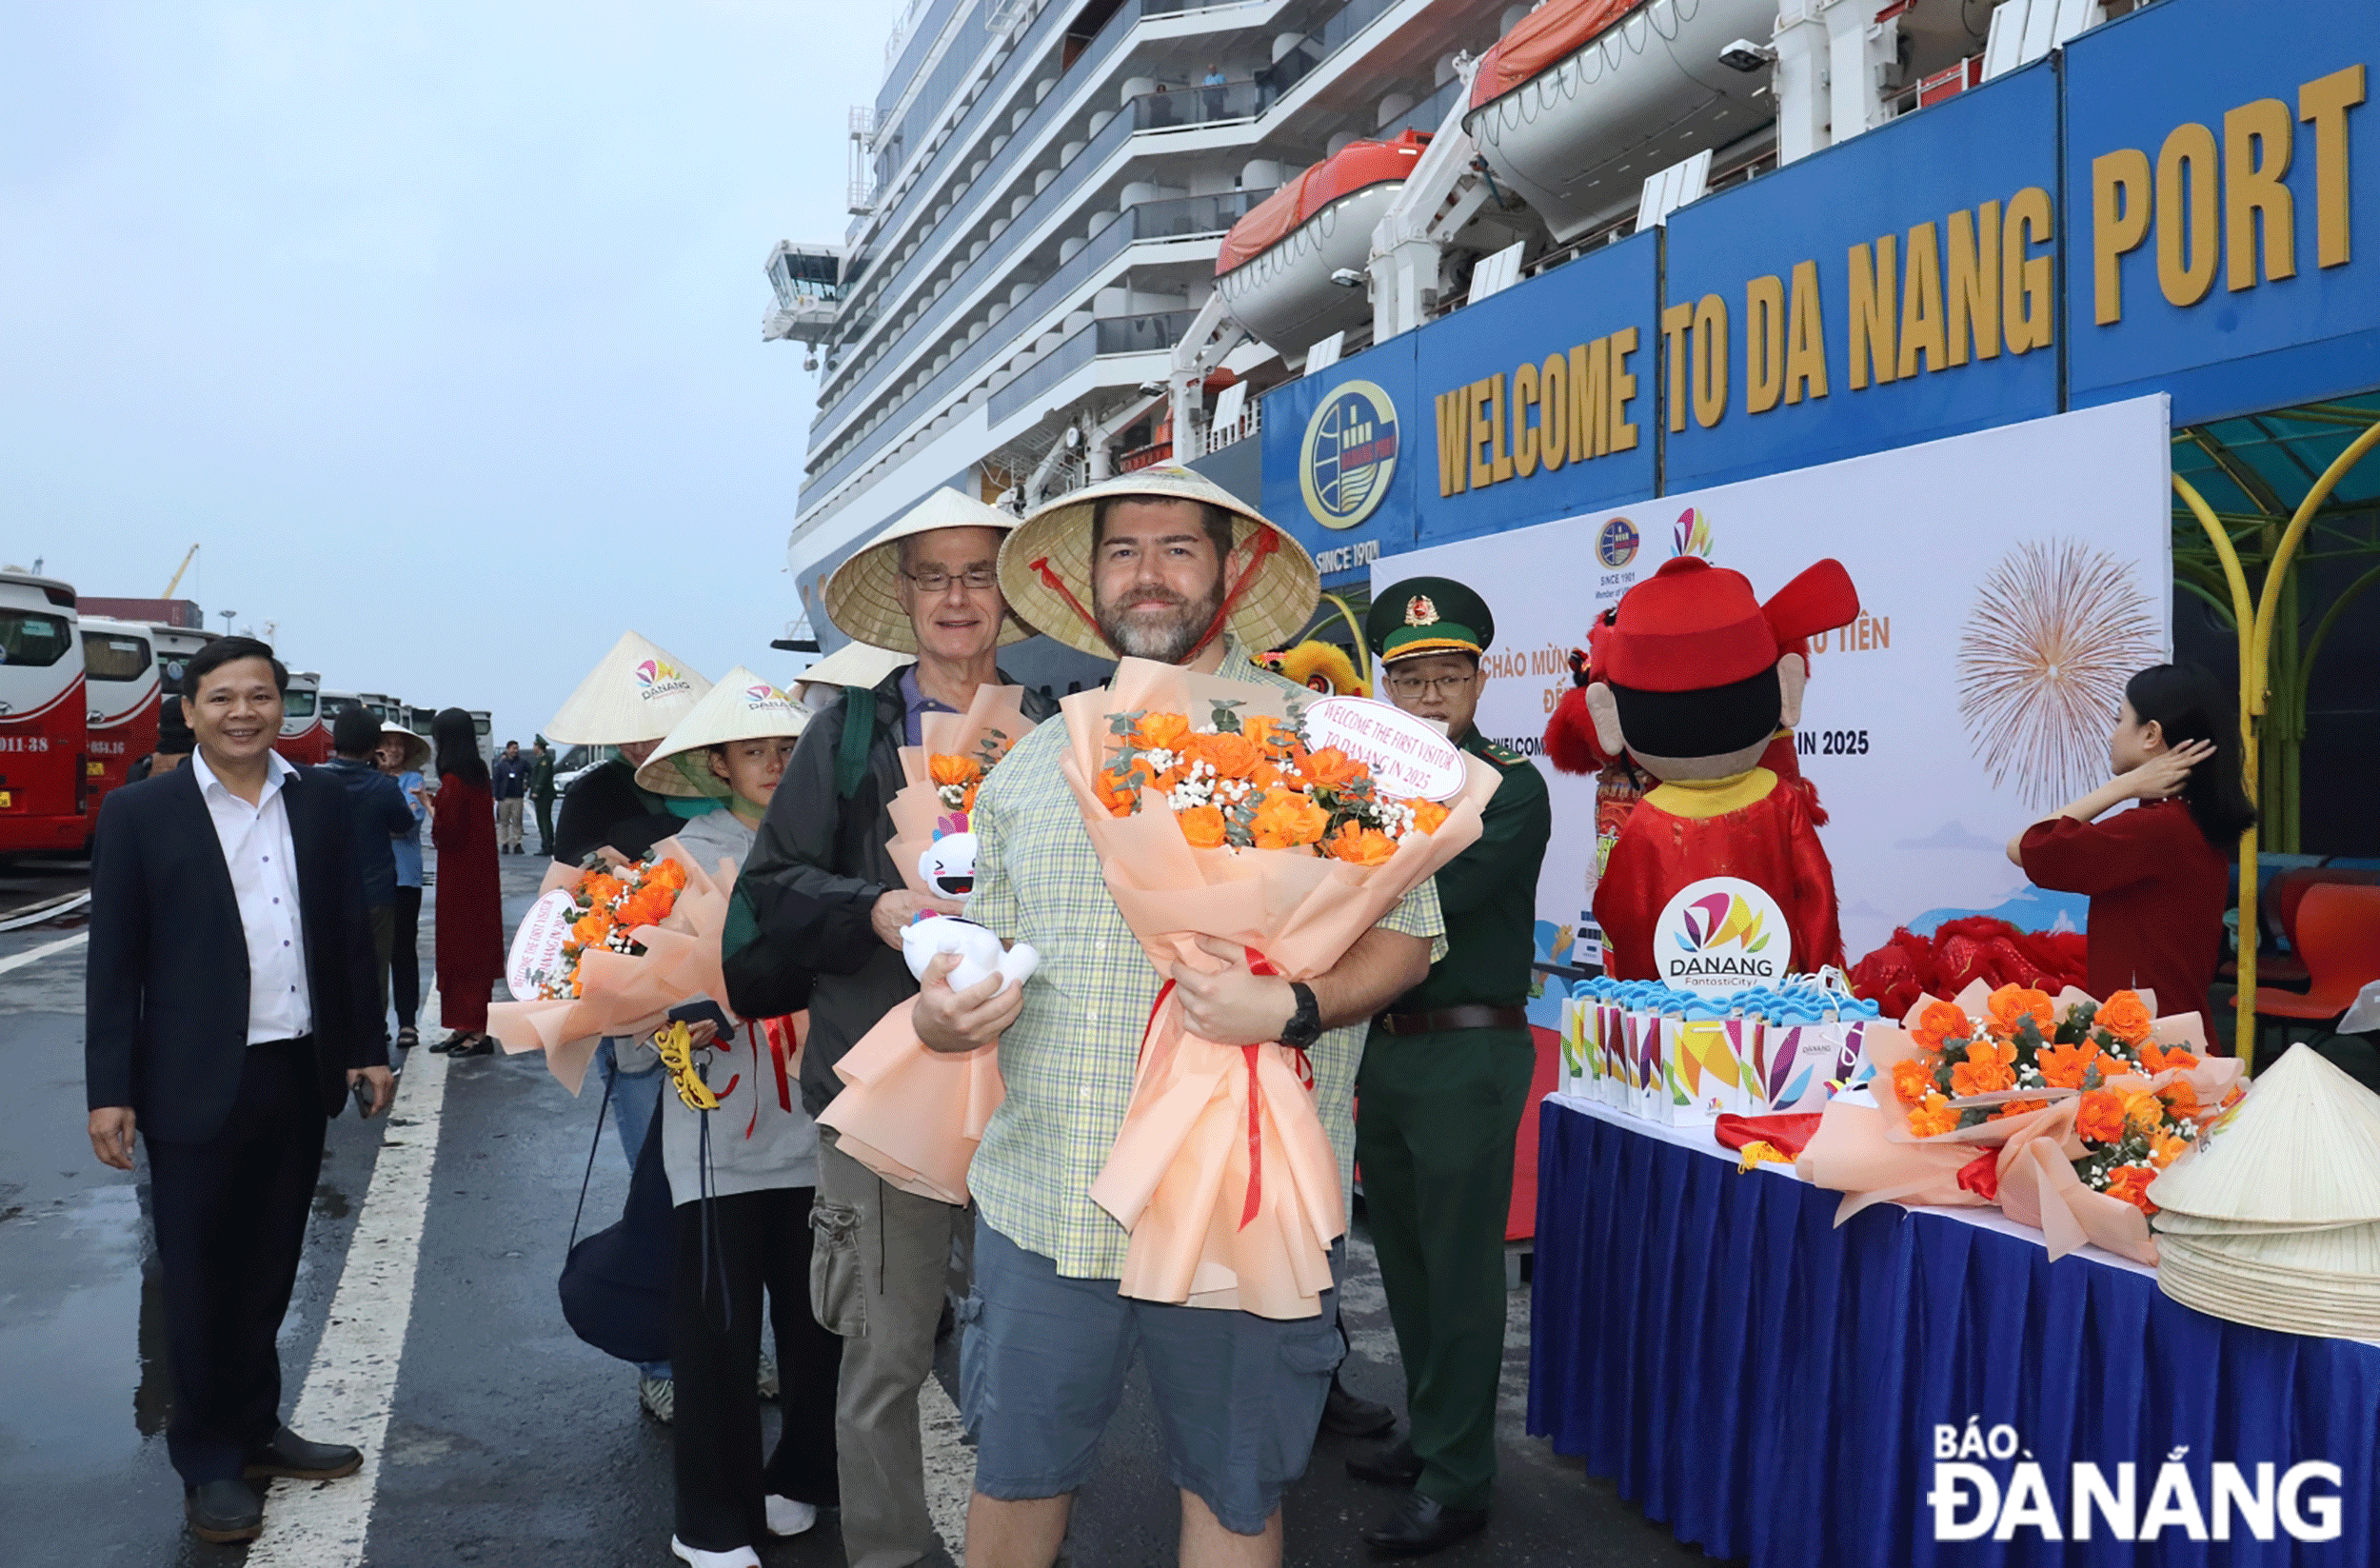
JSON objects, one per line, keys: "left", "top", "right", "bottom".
{"left": 1279, "top": 982, "right": 1321, "bottom": 1049}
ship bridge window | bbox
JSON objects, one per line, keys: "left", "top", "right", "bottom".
{"left": 83, "top": 633, "right": 152, "bottom": 681}
{"left": 0, "top": 609, "right": 69, "bottom": 666}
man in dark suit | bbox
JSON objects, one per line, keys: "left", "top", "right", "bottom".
{"left": 85, "top": 637, "right": 393, "bottom": 1545}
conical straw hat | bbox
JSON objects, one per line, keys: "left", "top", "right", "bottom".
{"left": 544, "top": 631, "right": 713, "bottom": 746}
{"left": 999, "top": 463, "right": 1319, "bottom": 660}
{"left": 2163, "top": 1221, "right": 2380, "bottom": 1280}
{"left": 793, "top": 640, "right": 912, "bottom": 707}
{"left": 634, "top": 666, "right": 807, "bottom": 799}
{"left": 2147, "top": 1044, "right": 2380, "bottom": 1225}
{"left": 377, "top": 724, "right": 431, "bottom": 774}
{"left": 823, "top": 488, "right": 1034, "bottom": 653}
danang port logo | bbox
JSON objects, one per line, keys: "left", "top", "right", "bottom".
{"left": 635, "top": 659, "right": 692, "bottom": 700}
{"left": 1299, "top": 380, "right": 1398, "bottom": 531}
{"left": 1653, "top": 876, "right": 1784, "bottom": 992}
{"left": 1597, "top": 516, "right": 1639, "bottom": 568}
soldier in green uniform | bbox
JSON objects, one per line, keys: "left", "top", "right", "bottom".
{"left": 1345, "top": 577, "right": 1553, "bottom": 1557}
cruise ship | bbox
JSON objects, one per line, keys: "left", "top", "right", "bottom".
{"left": 765, "top": 0, "right": 2131, "bottom": 665}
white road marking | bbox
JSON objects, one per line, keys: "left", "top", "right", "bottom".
{"left": 922, "top": 1367, "right": 973, "bottom": 1555}
{"left": 248, "top": 990, "right": 449, "bottom": 1568}
{"left": 0, "top": 928, "right": 89, "bottom": 976}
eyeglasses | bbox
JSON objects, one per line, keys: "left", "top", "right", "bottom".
{"left": 1384, "top": 672, "right": 1478, "bottom": 700}
{"left": 901, "top": 566, "right": 1000, "bottom": 594}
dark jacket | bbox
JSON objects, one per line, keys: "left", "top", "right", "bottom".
{"left": 725, "top": 665, "right": 1055, "bottom": 1118}
{"left": 85, "top": 763, "right": 387, "bottom": 1142}
{"left": 553, "top": 757, "right": 691, "bottom": 866}
{"left": 492, "top": 753, "right": 531, "bottom": 800}
{"left": 320, "top": 757, "right": 418, "bottom": 907}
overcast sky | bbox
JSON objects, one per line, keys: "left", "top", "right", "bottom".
{"left": 1, "top": 2, "right": 883, "bottom": 744}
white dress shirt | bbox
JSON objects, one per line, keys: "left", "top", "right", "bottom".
{"left": 190, "top": 749, "right": 314, "bottom": 1044}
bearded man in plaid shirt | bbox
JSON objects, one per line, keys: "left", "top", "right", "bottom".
{"left": 914, "top": 466, "right": 1444, "bottom": 1568}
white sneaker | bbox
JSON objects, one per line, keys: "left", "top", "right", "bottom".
{"left": 668, "top": 1537, "right": 761, "bottom": 1568}
{"left": 638, "top": 1375, "right": 675, "bottom": 1423}
{"left": 764, "top": 1495, "right": 819, "bottom": 1538}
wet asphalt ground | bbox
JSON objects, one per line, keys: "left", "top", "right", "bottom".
{"left": 0, "top": 847, "right": 1721, "bottom": 1568}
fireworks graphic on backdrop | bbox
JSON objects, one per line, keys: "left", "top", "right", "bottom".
{"left": 1956, "top": 539, "right": 2165, "bottom": 809}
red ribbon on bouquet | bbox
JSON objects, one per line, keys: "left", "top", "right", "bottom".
{"left": 742, "top": 1015, "right": 800, "bottom": 1139}
{"left": 1139, "top": 945, "right": 1313, "bottom": 1232}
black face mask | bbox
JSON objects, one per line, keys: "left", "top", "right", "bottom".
{"left": 1610, "top": 665, "right": 1781, "bottom": 761}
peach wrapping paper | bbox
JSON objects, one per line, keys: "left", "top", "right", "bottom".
{"left": 1795, "top": 981, "right": 2245, "bottom": 1262}
{"left": 1059, "top": 659, "right": 1497, "bottom": 1320}
{"left": 819, "top": 685, "right": 1037, "bottom": 1206}
{"left": 488, "top": 837, "right": 738, "bottom": 1095}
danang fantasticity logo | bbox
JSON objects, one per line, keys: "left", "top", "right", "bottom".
{"left": 1652, "top": 876, "right": 1784, "bottom": 993}
{"left": 1673, "top": 506, "right": 1714, "bottom": 559}
{"left": 635, "top": 659, "right": 692, "bottom": 700}
{"left": 1299, "top": 380, "right": 1398, "bottom": 531}
{"left": 1925, "top": 1421, "right": 2343, "bottom": 1543}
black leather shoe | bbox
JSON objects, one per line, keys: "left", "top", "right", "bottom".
{"left": 1321, "top": 1375, "right": 1397, "bottom": 1439}
{"left": 1360, "top": 1493, "right": 1487, "bottom": 1557}
{"left": 185, "top": 1479, "right": 264, "bottom": 1542}
{"left": 1345, "top": 1438, "right": 1423, "bottom": 1488}
{"left": 243, "top": 1426, "right": 363, "bottom": 1480}
{"left": 453, "top": 1034, "right": 494, "bottom": 1057}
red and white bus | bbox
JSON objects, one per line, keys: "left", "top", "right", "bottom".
{"left": 149, "top": 623, "right": 214, "bottom": 696}
{"left": 276, "top": 669, "right": 334, "bottom": 764}
{"left": 80, "top": 615, "right": 161, "bottom": 822}
{"left": 0, "top": 572, "right": 89, "bottom": 854}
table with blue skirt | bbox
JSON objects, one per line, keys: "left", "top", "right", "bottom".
{"left": 1527, "top": 1093, "right": 2380, "bottom": 1566}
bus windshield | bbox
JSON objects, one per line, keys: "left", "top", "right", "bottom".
{"left": 0, "top": 609, "right": 72, "bottom": 666}
{"left": 83, "top": 633, "right": 153, "bottom": 682}
{"left": 283, "top": 690, "right": 319, "bottom": 719}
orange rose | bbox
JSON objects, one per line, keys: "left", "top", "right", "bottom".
{"left": 930, "top": 753, "right": 982, "bottom": 787}
{"left": 2150, "top": 1130, "right": 2192, "bottom": 1167}
{"left": 2037, "top": 1039, "right": 2112, "bottom": 1090}
{"left": 1301, "top": 746, "right": 1365, "bottom": 790}
{"left": 1326, "top": 821, "right": 1397, "bottom": 866}
{"left": 1186, "top": 731, "right": 1261, "bottom": 781}
{"left": 1249, "top": 790, "right": 1329, "bottom": 849}
{"left": 1132, "top": 712, "right": 1191, "bottom": 753}
{"left": 1177, "top": 804, "right": 1228, "bottom": 849}
{"left": 571, "top": 909, "right": 615, "bottom": 947}
{"left": 1990, "top": 1098, "right": 2049, "bottom": 1121}
{"left": 583, "top": 872, "right": 626, "bottom": 907}
{"left": 2137, "top": 1041, "right": 2199, "bottom": 1076}
{"left": 2104, "top": 1164, "right": 2159, "bottom": 1215}
{"left": 2076, "top": 1089, "right": 2127, "bottom": 1144}
{"left": 1240, "top": 714, "right": 1286, "bottom": 754}
{"left": 1908, "top": 1092, "right": 1960, "bottom": 1138}
{"left": 1096, "top": 764, "right": 1142, "bottom": 817}
{"left": 646, "top": 860, "right": 688, "bottom": 894}
{"left": 1890, "top": 1058, "right": 1935, "bottom": 1107}
{"left": 1911, "top": 999, "right": 1971, "bottom": 1052}
{"left": 2156, "top": 1080, "right": 2200, "bottom": 1121}
{"left": 2122, "top": 1088, "right": 2168, "bottom": 1135}
{"left": 1987, "top": 984, "right": 2055, "bottom": 1040}
{"left": 1950, "top": 1039, "right": 2016, "bottom": 1098}
{"left": 2093, "top": 991, "right": 2153, "bottom": 1046}
{"left": 1403, "top": 798, "right": 1451, "bottom": 835}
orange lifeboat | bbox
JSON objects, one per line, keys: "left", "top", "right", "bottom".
{"left": 1213, "top": 131, "right": 1428, "bottom": 357}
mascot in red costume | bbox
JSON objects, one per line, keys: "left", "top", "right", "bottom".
{"left": 1554, "top": 556, "right": 1861, "bottom": 982}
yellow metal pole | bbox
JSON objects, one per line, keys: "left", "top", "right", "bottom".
{"left": 2172, "top": 473, "right": 2259, "bottom": 1065}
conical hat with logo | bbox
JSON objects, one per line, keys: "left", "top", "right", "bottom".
{"left": 634, "top": 665, "right": 807, "bottom": 799}
{"left": 793, "top": 640, "right": 913, "bottom": 708}
{"left": 544, "top": 631, "right": 714, "bottom": 746}
{"left": 377, "top": 723, "right": 431, "bottom": 774}
{"left": 823, "top": 487, "right": 1035, "bottom": 653}
{"left": 999, "top": 464, "right": 1319, "bottom": 660}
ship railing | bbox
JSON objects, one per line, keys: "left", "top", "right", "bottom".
{"left": 1201, "top": 394, "right": 1261, "bottom": 456}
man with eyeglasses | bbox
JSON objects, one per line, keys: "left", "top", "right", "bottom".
{"left": 724, "top": 487, "right": 1055, "bottom": 1568}
{"left": 1343, "top": 576, "right": 1551, "bottom": 1557}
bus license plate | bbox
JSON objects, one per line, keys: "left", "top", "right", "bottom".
{"left": 87, "top": 762, "right": 105, "bottom": 776}
{"left": 0, "top": 791, "right": 11, "bottom": 808}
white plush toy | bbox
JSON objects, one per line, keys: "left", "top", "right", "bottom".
{"left": 906, "top": 833, "right": 1039, "bottom": 993}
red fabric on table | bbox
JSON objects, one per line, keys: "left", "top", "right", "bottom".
{"left": 2018, "top": 800, "right": 2227, "bottom": 1032}
{"left": 427, "top": 770, "right": 505, "bottom": 1031}
{"left": 1711, "top": 1112, "right": 1825, "bottom": 1161}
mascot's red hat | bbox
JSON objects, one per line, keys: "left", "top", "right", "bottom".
{"left": 1597, "top": 557, "right": 1859, "bottom": 692}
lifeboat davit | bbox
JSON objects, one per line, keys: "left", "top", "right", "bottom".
{"left": 1466, "top": 0, "right": 1778, "bottom": 244}
{"left": 1213, "top": 131, "right": 1428, "bottom": 357}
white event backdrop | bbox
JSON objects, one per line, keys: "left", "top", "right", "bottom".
{"left": 1372, "top": 395, "right": 2174, "bottom": 1018}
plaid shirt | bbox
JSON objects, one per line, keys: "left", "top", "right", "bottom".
{"left": 965, "top": 639, "right": 1446, "bottom": 1279}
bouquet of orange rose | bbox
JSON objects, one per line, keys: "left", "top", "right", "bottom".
{"left": 819, "top": 684, "right": 1036, "bottom": 1206}
{"left": 1060, "top": 657, "right": 1498, "bottom": 1320}
{"left": 1797, "top": 980, "right": 2246, "bottom": 1263}
{"left": 489, "top": 839, "right": 736, "bottom": 1094}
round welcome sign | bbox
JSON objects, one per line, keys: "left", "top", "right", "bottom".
{"left": 1302, "top": 696, "right": 1467, "bottom": 802}
{"left": 507, "top": 887, "right": 579, "bottom": 1002}
{"left": 1652, "top": 875, "right": 1789, "bottom": 994}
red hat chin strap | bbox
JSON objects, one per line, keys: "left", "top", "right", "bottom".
{"left": 1031, "top": 527, "right": 1279, "bottom": 660}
